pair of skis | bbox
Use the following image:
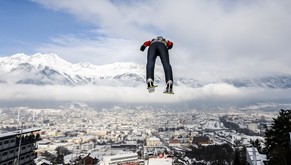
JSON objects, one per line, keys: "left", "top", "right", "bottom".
{"left": 147, "top": 85, "right": 174, "bottom": 94}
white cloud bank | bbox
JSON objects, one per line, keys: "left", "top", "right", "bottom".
{"left": 1, "top": 84, "right": 290, "bottom": 106}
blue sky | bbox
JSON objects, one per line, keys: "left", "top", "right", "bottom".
{"left": 0, "top": 0, "right": 94, "bottom": 55}
{"left": 1, "top": 0, "right": 291, "bottom": 80}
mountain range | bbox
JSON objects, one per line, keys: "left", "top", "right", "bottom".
{"left": 0, "top": 53, "right": 291, "bottom": 89}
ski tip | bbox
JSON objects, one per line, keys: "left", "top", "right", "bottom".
{"left": 147, "top": 86, "right": 157, "bottom": 93}
{"left": 163, "top": 92, "right": 174, "bottom": 95}
{"left": 147, "top": 85, "right": 158, "bottom": 89}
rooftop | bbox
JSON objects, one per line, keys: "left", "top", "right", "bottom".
{"left": 0, "top": 128, "right": 41, "bottom": 139}
{"left": 148, "top": 158, "right": 173, "bottom": 165}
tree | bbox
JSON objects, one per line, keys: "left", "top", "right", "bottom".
{"left": 250, "top": 138, "right": 263, "bottom": 153}
{"left": 55, "top": 146, "right": 72, "bottom": 164}
{"left": 41, "top": 151, "right": 56, "bottom": 162}
{"left": 185, "top": 143, "right": 233, "bottom": 164}
{"left": 264, "top": 109, "right": 291, "bottom": 165}
{"left": 233, "top": 147, "right": 246, "bottom": 165}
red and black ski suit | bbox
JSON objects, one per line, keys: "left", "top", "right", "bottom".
{"left": 140, "top": 37, "right": 173, "bottom": 83}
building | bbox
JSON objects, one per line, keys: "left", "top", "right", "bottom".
{"left": 102, "top": 152, "right": 139, "bottom": 165}
{"left": 146, "top": 137, "right": 161, "bottom": 147}
{"left": 168, "top": 140, "right": 181, "bottom": 147}
{"left": 78, "top": 155, "right": 99, "bottom": 165}
{"left": 246, "top": 147, "right": 267, "bottom": 165}
{"left": 0, "top": 128, "right": 41, "bottom": 165}
{"left": 147, "top": 158, "right": 173, "bottom": 165}
{"left": 247, "top": 123, "right": 259, "bottom": 132}
{"left": 65, "top": 147, "right": 140, "bottom": 165}
{"left": 34, "top": 157, "right": 52, "bottom": 165}
{"left": 192, "top": 136, "right": 211, "bottom": 146}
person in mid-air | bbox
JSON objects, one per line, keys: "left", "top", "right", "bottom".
{"left": 140, "top": 36, "right": 174, "bottom": 94}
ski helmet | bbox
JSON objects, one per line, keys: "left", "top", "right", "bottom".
{"left": 156, "top": 36, "right": 165, "bottom": 41}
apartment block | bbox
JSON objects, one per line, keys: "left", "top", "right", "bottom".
{"left": 0, "top": 128, "right": 41, "bottom": 165}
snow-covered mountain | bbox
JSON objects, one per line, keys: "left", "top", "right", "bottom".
{"left": 0, "top": 53, "right": 291, "bottom": 88}
{"left": 224, "top": 76, "right": 291, "bottom": 88}
{"left": 0, "top": 53, "right": 149, "bottom": 86}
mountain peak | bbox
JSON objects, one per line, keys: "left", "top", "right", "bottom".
{"left": 29, "top": 53, "right": 68, "bottom": 64}
{"left": 11, "top": 53, "right": 29, "bottom": 58}
{"left": 32, "top": 53, "right": 59, "bottom": 59}
{"left": 3, "top": 53, "right": 30, "bottom": 62}
{"left": 24, "top": 53, "right": 71, "bottom": 71}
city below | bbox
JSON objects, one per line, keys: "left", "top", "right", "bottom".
{"left": 0, "top": 103, "right": 280, "bottom": 165}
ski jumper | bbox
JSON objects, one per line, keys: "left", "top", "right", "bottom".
{"left": 140, "top": 37, "right": 173, "bottom": 83}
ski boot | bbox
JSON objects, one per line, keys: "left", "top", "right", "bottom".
{"left": 163, "top": 80, "right": 174, "bottom": 94}
{"left": 147, "top": 78, "right": 157, "bottom": 93}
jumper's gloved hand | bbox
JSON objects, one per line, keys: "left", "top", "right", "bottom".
{"left": 167, "top": 43, "right": 173, "bottom": 50}
{"left": 140, "top": 45, "right": 146, "bottom": 51}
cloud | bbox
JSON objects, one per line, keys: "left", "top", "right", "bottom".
{"left": 1, "top": 84, "right": 290, "bottom": 108}
{"left": 37, "top": 34, "right": 143, "bottom": 65}
{"left": 30, "top": 0, "right": 291, "bottom": 80}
